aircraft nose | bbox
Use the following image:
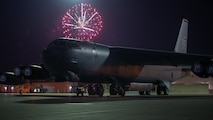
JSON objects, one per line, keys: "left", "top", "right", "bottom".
{"left": 41, "top": 47, "right": 69, "bottom": 75}
{"left": 42, "top": 47, "right": 67, "bottom": 60}
{"left": 42, "top": 48, "right": 62, "bottom": 65}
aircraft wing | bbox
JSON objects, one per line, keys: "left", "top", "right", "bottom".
{"left": 106, "top": 47, "right": 212, "bottom": 66}
{"left": 106, "top": 19, "right": 212, "bottom": 67}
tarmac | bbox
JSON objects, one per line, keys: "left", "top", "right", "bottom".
{"left": 1, "top": 92, "right": 213, "bottom": 120}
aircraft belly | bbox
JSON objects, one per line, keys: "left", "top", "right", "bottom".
{"left": 97, "top": 65, "right": 183, "bottom": 83}
{"left": 135, "top": 65, "right": 183, "bottom": 83}
{"left": 98, "top": 65, "right": 144, "bottom": 79}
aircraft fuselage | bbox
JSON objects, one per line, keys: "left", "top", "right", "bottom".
{"left": 42, "top": 38, "right": 183, "bottom": 85}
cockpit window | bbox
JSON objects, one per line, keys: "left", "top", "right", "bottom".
{"left": 47, "top": 39, "right": 81, "bottom": 49}
{"left": 67, "top": 42, "right": 80, "bottom": 49}
{"left": 47, "top": 40, "right": 59, "bottom": 48}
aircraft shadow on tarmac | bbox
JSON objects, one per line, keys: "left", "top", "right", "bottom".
{"left": 16, "top": 95, "right": 213, "bottom": 104}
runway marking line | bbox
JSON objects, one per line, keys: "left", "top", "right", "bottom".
{"left": 69, "top": 109, "right": 128, "bottom": 116}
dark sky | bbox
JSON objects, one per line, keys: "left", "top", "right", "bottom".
{"left": 1, "top": 0, "right": 213, "bottom": 72}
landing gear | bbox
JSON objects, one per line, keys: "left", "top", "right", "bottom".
{"left": 139, "top": 91, "right": 151, "bottom": 95}
{"left": 76, "top": 87, "right": 84, "bottom": 97}
{"left": 110, "top": 84, "right": 125, "bottom": 96}
{"left": 88, "top": 83, "right": 104, "bottom": 97}
{"left": 157, "top": 84, "right": 168, "bottom": 95}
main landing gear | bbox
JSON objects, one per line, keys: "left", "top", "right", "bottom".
{"left": 156, "top": 83, "right": 168, "bottom": 95}
{"left": 139, "top": 91, "right": 151, "bottom": 95}
{"left": 87, "top": 83, "right": 104, "bottom": 97}
{"left": 87, "top": 83, "right": 125, "bottom": 97}
{"left": 83, "top": 82, "right": 169, "bottom": 97}
{"left": 110, "top": 83, "right": 125, "bottom": 97}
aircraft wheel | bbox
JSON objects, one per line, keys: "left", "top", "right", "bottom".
{"left": 97, "top": 84, "right": 104, "bottom": 97}
{"left": 110, "top": 84, "right": 117, "bottom": 95}
{"left": 88, "top": 83, "right": 104, "bottom": 97}
{"left": 157, "top": 85, "right": 168, "bottom": 95}
{"left": 146, "top": 91, "right": 151, "bottom": 95}
{"left": 118, "top": 87, "right": 125, "bottom": 97}
{"left": 88, "top": 84, "right": 96, "bottom": 95}
{"left": 139, "top": 91, "right": 145, "bottom": 95}
{"left": 157, "top": 85, "right": 163, "bottom": 95}
{"left": 163, "top": 86, "right": 169, "bottom": 95}
{"left": 110, "top": 84, "right": 125, "bottom": 96}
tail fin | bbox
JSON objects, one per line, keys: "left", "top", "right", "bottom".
{"left": 174, "top": 19, "right": 188, "bottom": 53}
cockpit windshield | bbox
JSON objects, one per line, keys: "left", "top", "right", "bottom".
{"left": 47, "top": 39, "right": 81, "bottom": 49}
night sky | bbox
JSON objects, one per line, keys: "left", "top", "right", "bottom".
{"left": 1, "top": 0, "right": 213, "bottom": 72}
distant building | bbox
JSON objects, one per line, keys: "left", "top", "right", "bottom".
{"left": 0, "top": 81, "right": 79, "bottom": 93}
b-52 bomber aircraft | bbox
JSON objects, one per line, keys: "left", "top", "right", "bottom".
{"left": 1, "top": 19, "right": 213, "bottom": 96}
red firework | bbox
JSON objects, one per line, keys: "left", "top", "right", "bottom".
{"left": 62, "top": 3, "right": 103, "bottom": 41}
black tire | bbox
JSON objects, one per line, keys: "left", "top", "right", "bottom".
{"left": 118, "top": 88, "right": 125, "bottom": 97}
{"left": 110, "top": 84, "right": 117, "bottom": 95}
{"left": 88, "top": 84, "right": 95, "bottom": 95}
{"left": 97, "top": 84, "right": 104, "bottom": 97}
{"left": 139, "top": 91, "right": 145, "bottom": 95}
{"left": 110, "top": 84, "right": 125, "bottom": 96}
{"left": 145, "top": 91, "right": 151, "bottom": 95}
{"left": 163, "top": 86, "right": 169, "bottom": 95}
{"left": 157, "top": 85, "right": 162, "bottom": 95}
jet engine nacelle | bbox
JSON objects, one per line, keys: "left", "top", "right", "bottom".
{"left": 191, "top": 61, "right": 213, "bottom": 78}
{"left": 14, "top": 64, "right": 50, "bottom": 79}
{"left": 14, "top": 65, "right": 26, "bottom": 76}
{"left": 0, "top": 72, "right": 25, "bottom": 85}
{"left": 129, "top": 83, "right": 155, "bottom": 91}
{"left": 23, "top": 64, "right": 50, "bottom": 79}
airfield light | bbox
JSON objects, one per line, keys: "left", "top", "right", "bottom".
{"left": 10, "top": 86, "right": 14, "bottom": 92}
{"left": 62, "top": 3, "right": 103, "bottom": 41}
{"left": 4, "top": 87, "right": 7, "bottom": 91}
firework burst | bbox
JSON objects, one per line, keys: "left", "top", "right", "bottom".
{"left": 62, "top": 3, "right": 103, "bottom": 41}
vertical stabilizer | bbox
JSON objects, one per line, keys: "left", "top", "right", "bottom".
{"left": 174, "top": 19, "right": 188, "bottom": 53}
